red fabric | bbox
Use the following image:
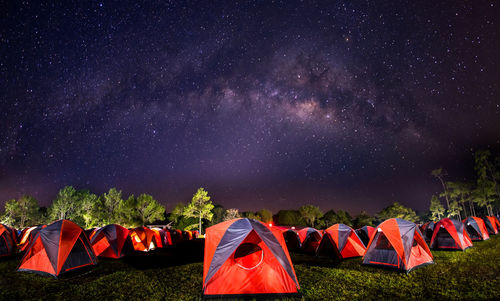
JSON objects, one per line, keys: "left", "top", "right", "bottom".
{"left": 470, "top": 217, "right": 490, "bottom": 240}
{"left": 18, "top": 237, "right": 56, "bottom": 275}
{"left": 364, "top": 218, "right": 433, "bottom": 271}
{"left": 378, "top": 219, "right": 405, "bottom": 261}
{"left": 430, "top": 218, "right": 473, "bottom": 250}
{"left": 203, "top": 219, "right": 299, "bottom": 296}
{"left": 18, "top": 220, "right": 96, "bottom": 277}
{"left": 130, "top": 227, "right": 157, "bottom": 251}
{"left": 91, "top": 225, "right": 130, "bottom": 258}
{"left": 0, "top": 225, "right": 15, "bottom": 256}
{"left": 486, "top": 216, "right": 499, "bottom": 234}
{"left": 323, "top": 224, "right": 365, "bottom": 258}
{"left": 57, "top": 220, "right": 82, "bottom": 274}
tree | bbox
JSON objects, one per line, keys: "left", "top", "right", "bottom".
{"left": 101, "top": 188, "right": 123, "bottom": 224}
{"left": 447, "top": 181, "right": 473, "bottom": 218}
{"left": 209, "top": 205, "right": 226, "bottom": 226}
{"left": 432, "top": 168, "right": 451, "bottom": 210}
{"left": 2, "top": 195, "right": 41, "bottom": 228}
{"left": 474, "top": 150, "right": 496, "bottom": 216}
{"left": 183, "top": 187, "right": 214, "bottom": 234}
{"left": 135, "top": 193, "right": 165, "bottom": 226}
{"left": 78, "top": 190, "right": 101, "bottom": 228}
{"left": 116, "top": 195, "right": 140, "bottom": 227}
{"left": 320, "top": 210, "right": 337, "bottom": 228}
{"left": 50, "top": 186, "right": 80, "bottom": 221}
{"left": 447, "top": 200, "right": 461, "bottom": 220}
{"left": 241, "top": 211, "right": 259, "bottom": 220}
{"left": 299, "top": 205, "right": 323, "bottom": 228}
{"left": 277, "top": 210, "right": 302, "bottom": 226}
{"left": 257, "top": 209, "right": 273, "bottom": 223}
{"left": 353, "top": 211, "right": 374, "bottom": 229}
{"left": 429, "top": 195, "right": 445, "bottom": 221}
{"left": 377, "top": 202, "right": 418, "bottom": 222}
{"left": 223, "top": 208, "right": 240, "bottom": 221}
{"left": 334, "top": 210, "right": 353, "bottom": 227}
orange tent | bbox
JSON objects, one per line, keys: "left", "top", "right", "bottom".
{"left": 363, "top": 218, "right": 433, "bottom": 273}
{"left": 430, "top": 218, "right": 472, "bottom": 250}
{"left": 317, "top": 224, "right": 366, "bottom": 259}
{"left": 90, "top": 224, "right": 133, "bottom": 258}
{"left": 129, "top": 227, "right": 159, "bottom": 251}
{"left": 203, "top": 218, "right": 300, "bottom": 298}
{"left": 297, "top": 227, "right": 322, "bottom": 253}
{"left": 0, "top": 224, "right": 16, "bottom": 257}
{"left": 483, "top": 216, "right": 499, "bottom": 235}
{"left": 463, "top": 217, "right": 489, "bottom": 241}
{"left": 18, "top": 220, "right": 97, "bottom": 277}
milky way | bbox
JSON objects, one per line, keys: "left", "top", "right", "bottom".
{"left": 1, "top": 1, "right": 500, "bottom": 213}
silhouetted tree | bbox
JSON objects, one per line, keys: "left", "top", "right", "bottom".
{"left": 183, "top": 187, "right": 214, "bottom": 234}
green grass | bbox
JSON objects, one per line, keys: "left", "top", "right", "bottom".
{"left": 0, "top": 237, "right": 499, "bottom": 300}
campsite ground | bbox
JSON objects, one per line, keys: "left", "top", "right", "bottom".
{"left": 0, "top": 236, "right": 499, "bottom": 300}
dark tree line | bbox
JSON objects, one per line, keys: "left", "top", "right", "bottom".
{"left": 429, "top": 149, "right": 500, "bottom": 221}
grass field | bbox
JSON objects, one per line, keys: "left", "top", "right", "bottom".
{"left": 0, "top": 236, "right": 499, "bottom": 300}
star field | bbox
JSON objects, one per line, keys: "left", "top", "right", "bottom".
{"left": 1, "top": 1, "right": 499, "bottom": 214}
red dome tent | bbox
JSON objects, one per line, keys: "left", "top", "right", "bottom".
{"left": 483, "top": 216, "right": 499, "bottom": 235}
{"left": 419, "top": 221, "right": 435, "bottom": 242}
{"left": 363, "top": 218, "right": 433, "bottom": 273}
{"left": 18, "top": 220, "right": 97, "bottom": 277}
{"left": 430, "top": 218, "right": 472, "bottom": 251}
{"left": 317, "top": 224, "right": 366, "bottom": 259}
{"left": 203, "top": 218, "right": 300, "bottom": 298}
{"left": 463, "top": 217, "right": 489, "bottom": 241}
{"left": 297, "top": 227, "right": 322, "bottom": 253}
{"left": 355, "top": 226, "right": 375, "bottom": 247}
{"left": 282, "top": 229, "right": 301, "bottom": 252}
{"left": 129, "top": 227, "right": 159, "bottom": 251}
{"left": 151, "top": 228, "right": 172, "bottom": 247}
{"left": 0, "top": 224, "right": 16, "bottom": 257}
{"left": 90, "top": 224, "right": 133, "bottom": 258}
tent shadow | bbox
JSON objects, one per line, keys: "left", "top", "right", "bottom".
{"left": 122, "top": 239, "right": 205, "bottom": 270}
{"left": 289, "top": 253, "right": 341, "bottom": 268}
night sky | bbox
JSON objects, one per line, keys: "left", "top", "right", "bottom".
{"left": 1, "top": 1, "right": 499, "bottom": 214}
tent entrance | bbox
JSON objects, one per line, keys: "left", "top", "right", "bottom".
{"left": 434, "top": 227, "right": 458, "bottom": 249}
{"left": 234, "top": 243, "right": 263, "bottom": 270}
{"left": 364, "top": 232, "right": 401, "bottom": 268}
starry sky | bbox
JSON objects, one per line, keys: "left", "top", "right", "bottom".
{"left": 1, "top": 1, "right": 499, "bottom": 214}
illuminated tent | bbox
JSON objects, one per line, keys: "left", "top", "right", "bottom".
{"left": 483, "top": 216, "right": 499, "bottom": 235}
{"left": 151, "top": 228, "right": 171, "bottom": 247}
{"left": 430, "top": 218, "right": 472, "bottom": 251}
{"left": 297, "top": 227, "right": 322, "bottom": 253}
{"left": 203, "top": 218, "right": 300, "bottom": 298}
{"left": 17, "top": 225, "right": 45, "bottom": 252}
{"left": 150, "top": 228, "right": 164, "bottom": 248}
{"left": 363, "top": 218, "right": 433, "bottom": 273}
{"left": 317, "top": 224, "right": 366, "bottom": 259}
{"left": 18, "top": 220, "right": 97, "bottom": 277}
{"left": 463, "top": 217, "right": 489, "bottom": 241}
{"left": 355, "top": 226, "right": 375, "bottom": 247}
{"left": 0, "top": 224, "right": 16, "bottom": 257}
{"left": 90, "top": 224, "right": 133, "bottom": 258}
{"left": 282, "top": 229, "right": 301, "bottom": 252}
{"left": 419, "top": 221, "right": 435, "bottom": 242}
{"left": 129, "top": 227, "right": 160, "bottom": 251}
